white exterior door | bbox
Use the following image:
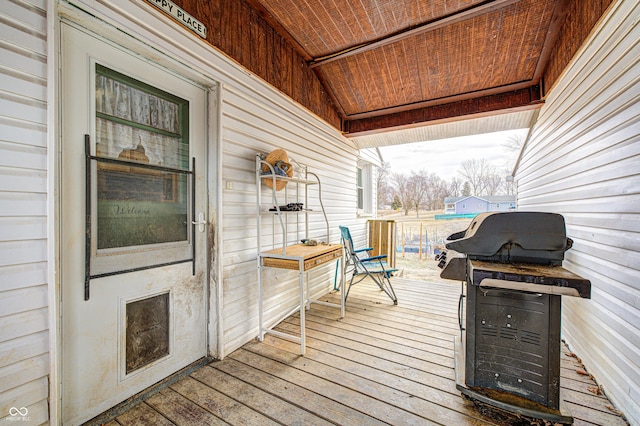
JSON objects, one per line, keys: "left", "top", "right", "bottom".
{"left": 60, "top": 23, "right": 209, "bottom": 424}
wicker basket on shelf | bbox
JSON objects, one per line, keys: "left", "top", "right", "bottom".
{"left": 261, "top": 149, "right": 293, "bottom": 191}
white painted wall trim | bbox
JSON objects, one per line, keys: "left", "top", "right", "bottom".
{"left": 47, "top": 0, "right": 61, "bottom": 422}
{"left": 213, "top": 83, "right": 224, "bottom": 359}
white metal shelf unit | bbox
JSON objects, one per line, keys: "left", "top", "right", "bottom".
{"left": 257, "top": 158, "right": 328, "bottom": 250}
{"left": 256, "top": 153, "right": 344, "bottom": 355}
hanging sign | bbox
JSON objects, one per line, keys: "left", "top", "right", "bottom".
{"left": 146, "top": 0, "right": 207, "bottom": 39}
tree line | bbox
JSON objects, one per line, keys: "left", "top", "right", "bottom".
{"left": 377, "top": 137, "right": 523, "bottom": 215}
{"left": 377, "top": 158, "right": 515, "bottom": 216}
{"left": 377, "top": 136, "right": 523, "bottom": 216}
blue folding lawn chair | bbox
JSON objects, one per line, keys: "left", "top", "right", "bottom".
{"left": 339, "top": 225, "right": 398, "bottom": 305}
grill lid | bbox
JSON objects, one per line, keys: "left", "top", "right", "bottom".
{"left": 445, "top": 212, "right": 573, "bottom": 265}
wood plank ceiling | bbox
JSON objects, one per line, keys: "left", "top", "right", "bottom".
{"left": 245, "top": 0, "right": 569, "bottom": 137}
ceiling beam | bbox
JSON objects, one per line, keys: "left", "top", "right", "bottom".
{"left": 345, "top": 79, "right": 540, "bottom": 120}
{"left": 533, "top": 0, "right": 572, "bottom": 94}
{"left": 344, "top": 86, "right": 543, "bottom": 136}
{"left": 309, "top": 0, "right": 521, "bottom": 69}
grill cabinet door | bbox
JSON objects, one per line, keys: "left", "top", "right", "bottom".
{"left": 466, "top": 285, "right": 562, "bottom": 408}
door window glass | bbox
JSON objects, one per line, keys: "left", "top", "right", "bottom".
{"left": 95, "top": 64, "right": 189, "bottom": 249}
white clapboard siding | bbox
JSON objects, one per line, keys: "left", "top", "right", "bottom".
{"left": 64, "top": 0, "right": 367, "bottom": 362}
{"left": 514, "top": 0, "right": 640, "bottom": 424}
{"left": 0, "top": 0, "right": 49, "bottom": 424}
{"left": 220, "top": 82, "right": 359, "bottom": 354}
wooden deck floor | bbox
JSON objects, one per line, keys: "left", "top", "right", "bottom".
{"left": 104, "top": 278, "right": 628, "bottom": 426}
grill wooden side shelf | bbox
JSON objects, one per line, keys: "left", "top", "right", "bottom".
{"left": 256, "top": 154, "right": 345, "bottom": 355}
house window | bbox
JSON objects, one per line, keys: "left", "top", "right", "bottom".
{"left": 356, "top": 162, "right": 373, "bottom": 215}
{"left": 357, "top": 166, "right": 364, "bottom": 210}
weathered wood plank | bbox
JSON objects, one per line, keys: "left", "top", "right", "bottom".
{"left": 305, "top": 303, "right": 455, "bottom": 352}
{"left": 259, "top": 333, "right": 490, "bottom": 422}
{"left": 277, "top": 316, "right": 454, "bottom": 379}
{"left": 318, "top": 287, "right": 461, "bottom": 332}
{"left": 281, "top": 312, "right": 455, "bottom": 369}
{"left": 240, "top": 340, "right": 494, "bottom": 426}
{"left": 229, "top": 346, "right": 441, "bottom": 425}
{"left": 171, "top": 376, "right": 279, "bottom": 426}
{"left": 561, "top": 356, "right": 589, "bottom": 371}
{"left": 564, "top": 400, "right": 630, "bottom": 426}
{"left": 561, "top": 387, "right": 621, "bottom": 417}
{"left": 275, "top": 320, "right": 457, "bottom": 394}
{"left": 323, "top": 285, "right": 460, "bottom": 320}
{"left": 145, "top": 388, "right": 228, "bottom": 425}
{"left": 328, "top": 282, "right": 460, "bottom": 325}
{"left": 287, "top": 312, "right": 455, "bottom": 367}
{"left": 200, "top": 362, "right": 356, "bottom": 426}
{"left": 560, "top": 375, "right": 608, "bottom": 396}
{"left": 561, "top": 368, "right": 599, "bottom": 386}
{"left": 115, "top": 402, "right": 175, "bottom": 426}
{"left": 560, "top": 360, "right": 600, "bottom": 385}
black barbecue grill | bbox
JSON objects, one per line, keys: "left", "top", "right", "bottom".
{"left": 439, "top": 212, "right": 591, "bottom": 424}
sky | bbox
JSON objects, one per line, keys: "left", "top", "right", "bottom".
{"left": 378, "top": 128, "right": 529, "bottom": 181}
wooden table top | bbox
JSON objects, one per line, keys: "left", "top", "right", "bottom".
{"left": 261, "top": 243, "right": 342, "bottom": 259}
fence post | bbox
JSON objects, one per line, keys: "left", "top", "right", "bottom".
{"left": 419, "top": 222, "right": 423, "bottom": 259}
{"left": 401, "top": 223, "right": 405, "bottom": 258}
